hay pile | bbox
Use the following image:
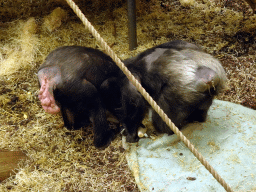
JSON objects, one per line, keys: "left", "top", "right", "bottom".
{"left": 0, "top": 18, "right": 39, "bottom": 76}
{"left": 0, "top": 0, "right": 255, "bottom": 191}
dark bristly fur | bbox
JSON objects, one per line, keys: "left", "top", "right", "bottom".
{"left": 101, "top": 40, "right": 227, "bottom": 141}
{"left": 38, "top": 46, "right": 121, "bottom": 148}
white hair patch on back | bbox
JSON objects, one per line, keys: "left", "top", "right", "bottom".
{"left": 143, "top": 48, "right": 168, "bottom": 71}
{"left": 158, "top": 48, "right": 227, "bottom": 103}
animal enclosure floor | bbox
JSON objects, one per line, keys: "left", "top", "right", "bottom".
{"left": 0, "top": 0, "right": 255, "bottom": 191}
{"left": 126, "top": 100, "right": 256, "bottom": 192}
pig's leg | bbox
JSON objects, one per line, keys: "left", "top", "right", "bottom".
{"left": 60, "top": 107, "right": 75, "bottom": 129}
{"left": 76, "top": 80, "right": 115, "bottom": 148}
{"left": 90, "top": 94, "right": 115, "bottom": 148}
{"left": 186, "top": 95, "right": 214, "bottom": 123}
{"left": 54, "top": 79, "right": 115, "bottom": 148}
{"left": 58, "top": 106, "right": 90, "bottom": 129}
{"left": 84, "top": 86, "right": 115, "bottom": 148}
{"left": 64, "top": 107, "right": 90, "bottom": 130}
{"left": 51, "top": 79, "right": 90, "bottom": 129}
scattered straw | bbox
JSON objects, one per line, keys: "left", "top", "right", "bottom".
{"left": 42, "top": 7, "right": 68, "bottom": 33}
{"left": 0, "top": 0, "right": 255, "bottom": 191}
{"left": 0, "top": 17, "right": 39, "bottom": 76}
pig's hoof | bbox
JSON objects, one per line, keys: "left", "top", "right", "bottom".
{"left": 126, "top": 134, "right": 139, "bottom": 143}
{"left": 94, "top": 130, "right": 116, "bottom": 149}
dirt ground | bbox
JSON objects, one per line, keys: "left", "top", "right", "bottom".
{"left": 0, "top": 0, "right": 255, "bottom": 191}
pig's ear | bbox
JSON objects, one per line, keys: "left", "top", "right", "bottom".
{"left": 194, "top": 66, "right": 219, "bottom": 93}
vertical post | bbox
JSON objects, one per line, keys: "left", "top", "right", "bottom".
{"left": 127, "top": 0, "right": 138, "bottom": 50}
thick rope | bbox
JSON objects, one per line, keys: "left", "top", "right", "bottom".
{"left": 64, "top": 0, "right": 233, "bottom": 191}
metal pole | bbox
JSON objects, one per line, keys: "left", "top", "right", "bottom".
{"left": 127, "top": 0, "right": 138, "bottom": 50}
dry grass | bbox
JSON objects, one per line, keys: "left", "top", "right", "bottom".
{"left": 0, "top": 0, "right": 255, "bottom": 191}
{"left": 0, "top": 18, "right": 39, "bottom": 76}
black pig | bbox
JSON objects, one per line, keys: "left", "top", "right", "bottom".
{"left": 38, "top": 46, "right": 121, "bottom": 148}
{"left": 100, "top": 40, "right": 227, "bottom": 142}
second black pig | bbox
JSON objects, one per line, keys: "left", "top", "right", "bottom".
{"left": 100, "top": 40, "right": 227, "bottom": 142}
